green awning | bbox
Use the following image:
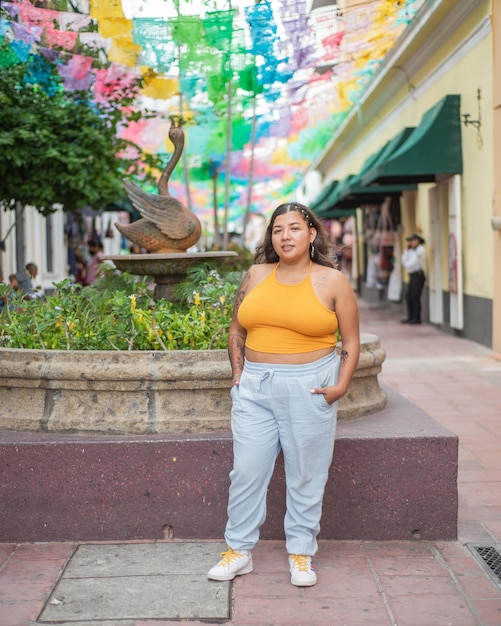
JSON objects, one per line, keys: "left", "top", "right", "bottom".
{"left": 317, "top": 183, "right": 366, "bottom": 216}
{"left": 346, "top": 139, "right": 400, "bottom": 191}
{"left": 316, "top": 180, "right": 346, "bottom": 216}
{"left": 310, "top": 179, "right": 338, "bottom": 213}
{"left": 314, "top": 124, "right": 422, "bottom": 216}
{"left": 320, "top": 128, "right": 416, "bottom": 211}
{"left": 361, "top": 94, "right": 463, "bottom": 186}
{"left": 330, "top": 174, "right": 356, "bottom": 207}
{"left": 347, "top": 126, "right": 415, "bottom": 191}
{"left": 339, "top": 183, "right": 416, "bottom": 206}
{"left": 321, "top": 173, "right": 414, "bottom": 211}
{"left": 320, "top": 207, "right": 357, "bottom": 219}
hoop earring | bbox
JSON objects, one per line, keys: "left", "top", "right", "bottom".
{"left": 310, "top": 243, "right": 315, "bottom": 259}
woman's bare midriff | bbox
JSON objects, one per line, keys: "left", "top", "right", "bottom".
{"left": 245, "top": 346, "right": 335, "bottom": 365}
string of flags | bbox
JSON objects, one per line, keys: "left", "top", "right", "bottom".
{"left": 0, "top": 0, "right": 421, "bottom": 229}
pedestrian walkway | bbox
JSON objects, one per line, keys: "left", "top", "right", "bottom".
{"left": 1, "top": 299, "right": 501, "bottom": 626}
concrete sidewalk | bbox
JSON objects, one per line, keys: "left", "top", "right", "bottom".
{"left": 1, "top": 299, "right": 501, "bottom": 626}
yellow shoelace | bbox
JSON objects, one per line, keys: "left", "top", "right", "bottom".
{"left": 218, "top": 548, "right": 242, "bottom": 566}
{"left": 290, "top": 554, "right": 312, "bottom": 571}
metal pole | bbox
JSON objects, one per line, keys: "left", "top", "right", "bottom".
{"left": 223, "top": 79, "right": 232, "bottom": 250}
{"left": 242, "top": 92, "right": 257, "bottom": 247}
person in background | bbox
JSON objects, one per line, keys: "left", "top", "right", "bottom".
{"left": 207, "top": 202, "right": 360, "bottom": 587}
{"left": 16, "top": 263, "right": 39, "bottom": 297}
{"left": 401, "top": 233, "right": 426, "bottom": 325}
{"left": 0, "top": 273, "right": 22, "bottom": 310}
{"left": 85, "top": 239, "right": 104, "bottom": 286}
{"left": 1, "top": 274, "right": 22, "bottom": 310}
{"left": 8, "top": 274, "right": 20, "bottom": 291}
{"left": 73, "top": 248, "right": 87, "bottom": 286}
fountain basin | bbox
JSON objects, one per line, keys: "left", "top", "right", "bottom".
{"left": 103, "top": 251, "right": 238, "bottom": 300}
{"left": 0, "top": 334, "right": 385, "bottom": 434}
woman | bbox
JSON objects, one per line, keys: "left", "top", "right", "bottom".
{"left": 208, "top": 202, "right": 360, "bottom": 587}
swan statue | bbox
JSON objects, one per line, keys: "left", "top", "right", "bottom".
{"left": 115, "top": 116, "right": 202, "bottom": 253}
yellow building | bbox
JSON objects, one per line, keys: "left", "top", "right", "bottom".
{"left": 302, "top": 0, "right": 500, "bottom": 350}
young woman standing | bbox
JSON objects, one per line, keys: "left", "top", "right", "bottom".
{"left": 208, "top": 202, "right": 360, "bottom": 587}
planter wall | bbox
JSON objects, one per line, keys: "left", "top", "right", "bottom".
{"left": 0, "top": 333, "right": 386, "bottom": 434}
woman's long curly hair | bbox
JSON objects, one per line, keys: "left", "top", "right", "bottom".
{"left": 254, "top": 202, "right": 337, "bottom": 268}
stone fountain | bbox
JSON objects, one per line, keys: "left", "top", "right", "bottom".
{"left": 106, "top": 250, "right": 236, "bottom": 301}
{"left": 103, "top": 116, "right": 236, "bottom": 300}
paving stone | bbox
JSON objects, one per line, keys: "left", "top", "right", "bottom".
{"left": 37, "top": 542, "right": 229, "bottom": 623}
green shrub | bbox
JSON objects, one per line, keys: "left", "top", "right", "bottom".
{"left": 0, "top": 265, "right": 243, "bottom": 351}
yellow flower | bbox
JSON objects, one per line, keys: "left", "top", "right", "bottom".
{"left": 219, "top": 295, "right": 226, "bottom": 304}
{"left": 200, "top": 312, "right": 206, "bottom": 322}
{"left": 194, "top": 292, "right": 200, "bottom": 306}
{"left": 129, "top": 294, "right": 137, "bottom": 313}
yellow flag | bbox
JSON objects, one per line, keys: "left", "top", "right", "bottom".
{"left": 90, "top": 0, "right": 124, "bottom": 20}
{"left": 142, "top": 76, "right": 179, "bottom": 99}
{"left": 108, "top": 34, "right": 141, "bottom": 67}
{"left": 98, "top": 18, "right": 132, "bottom": 38}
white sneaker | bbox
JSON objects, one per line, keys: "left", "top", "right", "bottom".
{"left": 208, "top": 547, "right": 253, "bottom": 581}
{"left": 289, "top": 554, "right": 317, "bottom": 587}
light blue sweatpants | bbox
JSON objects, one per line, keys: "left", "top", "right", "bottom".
{"left": 224, "top": 351, "right": 340, "bottom": 556}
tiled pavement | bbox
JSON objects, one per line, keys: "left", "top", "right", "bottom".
{"left": 1, "top": 299, "right": 501, "bottom": 626}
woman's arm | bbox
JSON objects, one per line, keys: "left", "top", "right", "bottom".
{"left": 227, "top": 268, "right": 252, "bottom": 386}
{"left": 334, "top": 276, "right": 360, "bottom": 397}
{"left": 312, "top": 270, "right": 360, "bottom": 404}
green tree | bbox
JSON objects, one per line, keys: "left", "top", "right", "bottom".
{"left": 0, "top": 56, "right": 158, "bottom": 216}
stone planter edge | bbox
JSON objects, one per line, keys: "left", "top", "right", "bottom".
{"left": 0, "top": 333, "right": 386, "bottom": 434}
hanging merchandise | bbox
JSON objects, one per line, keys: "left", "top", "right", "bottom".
{"left": 342, "top": 236, "right": 353, "bottom": 262}
{"left": 377, "top": 246, "right": 394, "bottom": 286}
{"left": 372, "top": 199, "right": 395, "bottom": 286}
{"left": 373, "top": 198, "right": 395, "bottom": 247}
{"left": 366, "top": 248, "right": 381, "bottom": 289}
{"left": 387, "top": 235, "right": 402, "bottom": 302}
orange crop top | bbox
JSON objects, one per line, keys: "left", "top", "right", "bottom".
{"left": 237, "top": 265, "right": 338, "bottom": 354}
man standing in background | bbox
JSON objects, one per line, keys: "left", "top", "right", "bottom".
{"left": 85, "top": 239, "right": 104, "bottom": 286}
{"left": 401, "top": 234, "right": 426, "bottom": 325}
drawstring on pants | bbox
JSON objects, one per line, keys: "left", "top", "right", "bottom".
{"left": 259, "top": 370, "right": 274, "bottom": 390}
